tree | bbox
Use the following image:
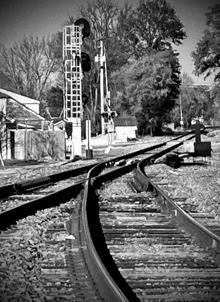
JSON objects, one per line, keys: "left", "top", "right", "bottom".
{"left": 45, "top": 86, "right": 63, "bottom": 119}
{"left": 209, "top": 84, "right": 220, "bottom": 124}
{"left": 191, "top": 4, "right": 220, "bottom": 82}
{"left": 0, "top": 35, "right": 60, "bottom": 103}
{"left": 173, "top": 72, "right": 214, "bottom": 128}
{"left": 111, "top": 49, "right": 181, "bottom": 135}
{"left": 182, "top": 86, "right": 213, "bottom": 126}
{"left": 123, "top": 0, "right": 186, "bottom": 56}
{"left": 79, "top": 0, "right": 119, "bottom": 40}
{"left": 182, "top": 72, "right": 194, "bottom": 86}
{"left": 78, "top": 0, "right": 133, "bottom": 74}
{"left": 0, "top": 71, "right": 15, "bottom": 92}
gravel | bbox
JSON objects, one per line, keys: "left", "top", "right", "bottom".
{"left": 1, "top": 130, "right": 220, "bottom": 302}
{"left": 0, "top": 200, "right": 75, "bottom": 302}
{"left": 0, "top": 136, "right": 170, "bottom": 187}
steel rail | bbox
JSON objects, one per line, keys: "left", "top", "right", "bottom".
{"left": 0, "top": 132, "right": 193, "bottom": 200}
{"left": 0, "top": 133, "right": 197, "bottom": 301}
{"left": 0, "top": 141, "right": 166, "bottom": 200}
{"left": 134, "top": 158, "right": 220, "bottom": 256}
{"left": 79, "top": 175, "right": 139, "bottom": 302}
{"left": 76, "top": 135, "right": 196, "bottom": 302}
{"left": 0, "top": 137, "right": 186, "bottom": 230}
{"left": 0, "top": 180, "right": 84, "bottom": 231}
{"left": 0, "top": 163, "right": 96, "bottom": 199}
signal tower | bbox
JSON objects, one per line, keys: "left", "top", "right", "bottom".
{"left": 63, "top": 24, "right": 83, "bottom": 158}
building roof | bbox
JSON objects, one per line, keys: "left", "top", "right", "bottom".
{"left": 114, "top": 116, "right": 137, "bottom": 127}
{"left": 0, "top": 88, "right": 40, "bottom": 105}
{"left": 0, "top": 89, "right": 45, "bottom": 129}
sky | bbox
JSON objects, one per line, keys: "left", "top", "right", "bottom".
{"left": 0, "top": 0, "right": 218, "bottom": 86}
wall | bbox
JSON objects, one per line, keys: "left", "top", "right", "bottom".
{"left": 0, "top": 99, "right": 7, "bottom": 159}
{"left": 12, "top": 130, "right": 65, "bottom": 160}
{"left": 115, "top": 126, "right": 137, "bottom": 141}
{"left": 0, "top": 122, "right": 7, "bottom": 159}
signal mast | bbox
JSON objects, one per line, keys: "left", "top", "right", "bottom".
{"left": 63, "top": 19, "right": 90, "bottom": 158}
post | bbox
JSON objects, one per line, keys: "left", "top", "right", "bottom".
{"left": 100, "top": 40, "right": 105, "bottom": 136}
{"left": 180, "top": 76, "right": 184, "bottom": 131}
{"left": 85, "top": 119, "right": 93, "bottom": 159}
{"left": 25, "top": 118, "right": 28, "bottom": 160}
{"left": 71, "top": 119, "right": 82, "bottom": 158}
{"left": 180, "top": 94, "right": 184, "bottom": 131}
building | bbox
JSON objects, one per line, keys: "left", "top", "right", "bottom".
{"left": 114, "top": 116, "right": 137, "bottom": 141}
{"left": 0, "top": 88, "right": 40, "bottom": 114}
{"left": 0, "top": 88, "right": 44, "bottom": 129}
{"left": 0, "top": 89, "right": 65, "bottom": 161}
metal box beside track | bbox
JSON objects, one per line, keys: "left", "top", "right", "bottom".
{"left": 194, "top": 141, "right": 211, "bottom": 157}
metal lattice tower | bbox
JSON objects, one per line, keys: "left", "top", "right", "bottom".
{"left": 63, "top": 25, "right": 83, "bottom": 156}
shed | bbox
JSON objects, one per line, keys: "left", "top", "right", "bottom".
{"left": 0, "top": 88, "right": 40, "bottom": 114}
{"left": 0, "top": 90, "right": 45, "bottom": 129}
{"left": 0, "top": 89, "right": 65, "bottom": 160}
{"left": 114, "top": 116, "right": 137, "bottom": 141}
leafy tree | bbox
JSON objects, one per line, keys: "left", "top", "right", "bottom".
{"left": 111, "top": 49, "right": 181, "bottom": 135}
{"left": 209, "top": 84, "right": 220, "bottom": 124}
{"left": 173, "top": 73, "right": 215, "bottom": 128}
{"left": 0, "top": 35, "right": 60, "bottom": 103}
{"left": 51, "top": 0, "right": 185, "bottom": 135}
{"left": 182, "top": 86, "right": 213, "bottom": 126}
{"left": 123, "top": 0, "right": 186, "bottom": 56}
{"left": 191, "top": 4, "right": 220, "bottom": 82}
{"left": 182, "top": 72, "right": 194, "bottom": 86}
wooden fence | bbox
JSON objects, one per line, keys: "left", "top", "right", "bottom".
{"left": 3, "top": 130, "right": 65, "bottom": 160}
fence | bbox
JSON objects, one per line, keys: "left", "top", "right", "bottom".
{"left": 2, "top": 130, "right": 65, "bottom": 161}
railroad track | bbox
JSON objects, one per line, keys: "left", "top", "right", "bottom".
{"left": 143, "top": 163, "right": 220, "bottom": 239}
{"left": 3, "top": 132, "right": 217, "bottom": 301}
{"left": 0, "top": 132, "right": 193, "bottom": 201}
{"left": 138, "top": 161, "right": 220, "bottom": 250}
{"left": 98, "top": 173, "right": 220, "bottom": 301}
{"left": 0, "top": 134, "right": 193, "bottom": 218}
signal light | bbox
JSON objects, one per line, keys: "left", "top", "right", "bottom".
{"left": 74, "top": 18, "right": 90, "bottom": 39}
{"left": 110, "top": 111, "right": 117, "bottom": 119}
{"left": 101, "top": 112, "right": 108, "bottom": 119}
{"left": 81, "top": 52, "right": 91, "bottom": 72}
{"left": 101, "top": 111, "right": 118, "bottom": 120}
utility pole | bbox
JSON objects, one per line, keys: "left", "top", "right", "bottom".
{"left": 180, "top": 75, "right": 184, "bottom": 131}
{"left": 95, "top": 38, "right": 116, "bottom": 139}
{"left": 99, "top": 40, "right": 105, "bottom": 136}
